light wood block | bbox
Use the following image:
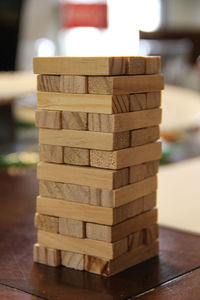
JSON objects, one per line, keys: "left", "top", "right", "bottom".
{"left": 40, "top": 180, "right": 64, "bottom": 199}
{"left": 86, "top": 208, "right": 157, "bottom": 243}
{"left": 84, "top": 241, "right": 159, "bottom": 276}
{"left": 90, "top": 142, "right": 162, "bottom": 169}
{"left": 39, "top": 144, "right": 63, "bottom": 163}
{"left": 35, "top": 110, "right": 61, "bottom": 129}
{"left": 114, "top": 176, "right": 157, "bottom": 207}
{"left": 38, "top": 230, "right": 127, "bottom": 260}
{"left": 62, "top": 111, "right": 87, "bottom": 130}
{"left": 130, "top": 91, "right": 161, "bottom": 112}
{"left": 88, "top": 108, "right": 162, "bottom": 133}
{"left": 144, "top": 224, "right": 159, "bottom": 244}
{"left": 60, "top": 75, "right": 87, "bottom": 93}
{"left": 37, "top": 162, "right": 128, "bottom": 189}
{"left": 125, "top": 56, "right": 145, "bottom": 74}
{"left": 34, "top": 213, "right": 59, "bottom": 233}
{"left": 129, "top": 160, "right": 159, "bottom": 183}
{"left": 64, "top": 147, "right": 90, "bottom": 166}
{"left": 37, "top": 195, "right": 146, "bottom": 225}
{"left": 88, "top": 74, "right": 164, "bottom": 95}
{"left": 37, "top": 75, "right": 60, "bottom": 92}
{"left": 39, "top": 129, "right": 130, "bottom": 151}
{"left": 33, "top": 56, "right": 126, "bottom": 75}
{"left": 33, "top": 243, "right": 61, "bottom": 267}
{"left": 59, "top": 218, "right": 85, "bottom": 238}
{"left": 143, "top": 192, "right": 157, "bottom": 212}
{"left": 145, "top": 56, "right": 161, "bottom": 74}
{"left": 37, "top": 92, "right": 130, "bottom": 114}
{"left": 61, "top": 251, "right": 84, "bottom": 270}
{"left": 130, "top": 126, "right": 160, "bottom": 147}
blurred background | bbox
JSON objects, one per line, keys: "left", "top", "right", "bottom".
{"left": 1, "top": 0, "right": 200, "bottom": 232}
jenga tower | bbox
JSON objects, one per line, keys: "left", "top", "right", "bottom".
{"left": 33, "top": 56, "right": 164, "bottom": 276}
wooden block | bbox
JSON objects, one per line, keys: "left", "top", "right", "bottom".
{"left": 37, "top": 162, "right": 128, "bottom": 189}
{"left": 88, "top": 108, "right": 162, "bottom": 133}
{"left": 37, "top": 75, "right": 60, "bottom": 92}
{"left": 33, "top": 56, "right": 126, "bottom": 75}
{"left": 37, "top": 92, "right": 130, "bottom": 114}
{"left": 90, "top": 142, "right": 162, "bottom": 169}
{"left": 127, "top": 230, "right": 144, "bottom": 251}
{"left": 38, "top": 230, "right": 127, "bottom": 260}
{"left": 62, "top": 111, "right": 87, "bottom": 131}
{"left": 145, "top": 56, "right": 161, "bottom": 74}
{"left": 86, "top": 208, "right": 157, "bottom": 243}
{"left": 143, "top": 192, "right": 157, "bottom": 212}
{"left": 125, "top": 56, "right": 145, "bottom": 75}
{"left": 61, "top": 251, "right": 84, "bottom": 270}
{"left": 144, "top": 224, "right": 159, "bottom": 244}
{"left": 39, "top": 129, "right": 130, "bottom": 151}
{"left": 64, "top": 147, "right": 89, "bottom": 166}
{"left": 39, "top": 144, "right": 63, "bottom": 163}
{"left": 35, "top": 109, "right": 61, "bottom": 129}
{"left": 60, "top": 75, "right": 87, "bottom": 93}
{"left": 59, "top": 218, "right": 85, "bottom": 238}
{"left": 33, "top": 243, "right": 61, "bottom": 267}
{"left": 36, "top": 196, "right": 114, "bottom": 225}
{"left": 112, "top": 95, "right": 129, "bottom": 113}
{"left": 129, "top": 160, "right": 159, "bottom": 183}
{"left": 39, "top": 180, "right": 64, "bottom": 199}
{"left": 130, "top": 126, "right": 160, "bottom": 147}
{"left": 34, "top": 213, "right": 59, "bottom": 233}
{"left": 130, "top": 91, "right": 161, "bottom": 112}
{"left": 88, "top": 74, "right": 164, "bottom": 95}
{"left": 114, "top": 176, "right": 157, "bottom": 207}
{"left": 84, "top": 241, "right": 159, "bottom": 276}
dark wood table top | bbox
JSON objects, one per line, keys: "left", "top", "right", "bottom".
{"left": 1, "top": 171, "right": 200, "bottom": 300}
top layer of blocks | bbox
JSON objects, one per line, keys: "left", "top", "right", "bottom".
{"left": 33, "top": 56, "right": 161, "bottom": 76}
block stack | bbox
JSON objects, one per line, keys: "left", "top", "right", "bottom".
{"left": 33, "top": 56, "right": 164, "bottom": 276}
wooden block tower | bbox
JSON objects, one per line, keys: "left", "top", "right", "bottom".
{"left": 33, "top": 56, "right": 164, "bottom": 276}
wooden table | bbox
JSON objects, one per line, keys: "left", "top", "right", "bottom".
{"left": 1, "top": 171, "right": 200, "bottom": 300}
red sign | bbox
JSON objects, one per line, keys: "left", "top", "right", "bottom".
{"left": 61, "top": 3, "right": 107, "bottom": 29}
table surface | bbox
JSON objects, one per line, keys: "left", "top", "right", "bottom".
{"left": 1, "top": 171, "right": 200, "bottom": 300}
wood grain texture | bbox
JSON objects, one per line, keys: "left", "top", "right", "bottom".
{"left": 128, "top": 229, "right": 144, "bottom": 251}
{"left": 130, "top": 126, "right": 160, "bottom": 147}
{"left": 39, "top": 180, "right": 64, "bottom": 199}
{"left": 34, "top": 213, "right": 59, "bottom": 233}
{"left": 86, "top": 208, "right": 157, "bottom": 243}
{"left": 59, "top": 218, "right": 85, "bottom": 238}
{"left": 37, "top": 92, "right": 130, "bottom": 114}
{"left": 62, "top": 111, "right": 87, "bottom": 130}
{"left": 61, "top": 251, "right": 84, "bottom": 270}
{"left": 60, "top": 75, "right": 87, "bottom": 93}
{"left": 129, "top": 160, "right": 159, "bottom": 183}
{"left": 39, "top": 144, "right": 63, "bottom": 163}
{"left": 37, "top": 162, "right": 128, "bottom": 189}
{"left": 88, "top": 108, "right": 162, "bottom": 133}
{"left": 144, "top": 224, "right": 159, "bottom": 245}
{"left": 38, "top": 230, "right": 127, "bottom": 260}
{"left": 39, "top": 128, "right": 130, "bottom": 150}
{"left": 64, "top": 147, "right": 90, "bottom": 166}
{"left": 35, "top": 109, "right": 61, "bottom": 129}
{"left": 33, "top": 243, "right": 61, "bottom": 267}
{"left": 130, "top": 91, "right": 161, "bottom": 111}
{"left": 88, "top": 74, "right": 164, "bottom": 95}
{"left": 114, "top": 178, "right": 157, "bottom": 207}
{"left": 84, "top": 241, "right": 159, "bottom": 276}
{"left": 33, "top": 56, "right": 126, "bottom": 75}
{"left": 143, "top": 192, "right": 157, "bottom": 212}
{"left": 37, "top": 75, "right": 60, "bottom": 92}
{"left": 125, "top": 56, "right": 145, "bottom": 74}
{"left": 90, "top": 142, "right": 162, "bottom": 169}
{"left": 36, "top": 196, "right": 114, "bottom": 225}
{"left": 145, "top": 56, "right": 161, "bottom": 74}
